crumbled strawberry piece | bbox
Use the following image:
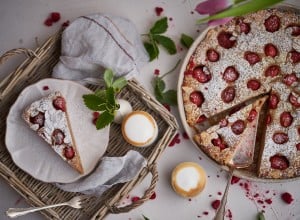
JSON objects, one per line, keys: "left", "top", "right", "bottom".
{"left": 169, "top": 133, "right": 180, "bottom": 147}
{"left": 155, "top": 7, "right": 164, "bottom": 16}
{"left": 281, "top": 192, "right": 293, "bottom": 204}
{"left": 44, "top": 12, "right": 61, "bottom": 27}
{"left": 154, "top": 69, "right": 160, "bottom": 75}
{"left": 43, "top": 86, "right": 49, "bottom": 90}
{"left": 150, "top": 192, "right": 156, "bottom": 200}
{"left": 51, "top": 12, "right": 61, "bottom": 22}
{"left": 182, "top": 132, "right": 189, "bottom": 139}
{"left": 44, "top": 18, "right": 53, "bottom": 26}
{"left": 211, "top": 200, "right": 221, "bottom": 210}
{"left": 231, "top": 176, "right": 240, "bottom": 184}
{"left": 62, "top": 20, "right": 70, "bottom": 27}
{"left": 131, "top": 196, "right": 140, "bottom": 202}
{"left": 163, "top": 104, "right": 171, "bottom": 111}
{"left": 265, "top": 199, "right": 272, "bottom": 204}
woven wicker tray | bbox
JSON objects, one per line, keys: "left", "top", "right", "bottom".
{"left": 0, "top": 30, "right": 178, "bottom": 219}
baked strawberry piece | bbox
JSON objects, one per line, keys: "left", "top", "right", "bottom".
{"left": 23, "top": 91, "right": 84, "bottom": 174}
{"left": 194, "top": 96, "right": 267, "bottom": 165}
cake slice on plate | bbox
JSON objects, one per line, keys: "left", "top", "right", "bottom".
{"left": 23, "top": 91, "right": 84, "bottom": 174}
{"left": 194, "top": 96, "right": 268, "bottom": 166}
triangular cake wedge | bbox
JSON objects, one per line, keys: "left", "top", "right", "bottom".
{"left": 194, "top": 96, "right": 268, "bottom": 166}
{"left": 23, "top": 91, "right": 84, "bottom": 174}
{"left": 258, "top": 83, "right": 300, "bottom": 179}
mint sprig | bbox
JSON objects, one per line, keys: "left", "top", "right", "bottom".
{"left": 83, "top": 69, "right": 127, "bottom": 129}
{"left": 143, "top": 17, "right": 177, "bottom": 61}
{"left": 180, "top": 33, "right": 194, "bottom": 49}
{"left": 153, "top": 59, "right": 181, "bottom": 106}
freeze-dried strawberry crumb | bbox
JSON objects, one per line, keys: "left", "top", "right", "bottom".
{"left": 150, "top": 192, "right": 156, "bottom": 200}
{"left": 182, "top": 132, "right": 189, "bottom": 139}
{"left": 163, "top": 104, "right": 171, "bottom": 111}
{"left": 265, "top": 199, "right": 272, "bottom": 204}
{"left": 231, "top": 176, "right": 240, "bottom": 184}
{"left": 44, "top": 18, "right": 53, "bottom": 26}
{"left": 155, "top": 7, "right": 164, "bottom": 16}
{"left": 281, "top": 192, "right": 293, "bottom": 204}
{"left": 44, "top": 12, "right": 61, "bottom": 27}
{"left": 62, "top": 20, "right": 70, "bottom": 27}
{"left": 131, "top": 196, "right": 140, "bottom": 203}
{"left": 51, "top": 12, "right": 61, "bottom": 22}
{"left": 154, "top": 69, "right": 160, "bottom": 75}
{"left": 211, "top": 200, "right": 220, "bottom": 210}
{"left": 169, "top": 133, "right": 180, "bottom": 147}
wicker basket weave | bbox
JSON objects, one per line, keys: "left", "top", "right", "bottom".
{"left": 0, "top": 30, "right": 178, "bottom": 219}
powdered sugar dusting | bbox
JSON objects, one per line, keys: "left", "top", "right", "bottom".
{"left": 183, "top": 8, "right": 300, "bottom": 178}
{"left": 259, "top": 82, "right": 300, "bottom": 178}
{"left": 183, "top": 8, "right": 299, "bottom": 125}
{"left": 24, "top": 92, "right": 72, "bottom": 158}
{"left": 195, "top": 96, "right": 266, "bottom": 165}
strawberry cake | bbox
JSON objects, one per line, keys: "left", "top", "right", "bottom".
{"left": 194, "top": 96, "right": 267, "bottom": 166}
{"left": 181, "top": 8, "right": 300, "bottom": 179}
{"left": 23, "top": 91, "right": 84, "bottom": 174}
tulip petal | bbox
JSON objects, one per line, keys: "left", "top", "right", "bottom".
{"left": 195, "top": 0, "right": 232, "bottom": 15}
{"left": 208, "top": 17, "right": 233, "bottom": 26}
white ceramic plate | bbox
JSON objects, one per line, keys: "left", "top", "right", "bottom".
{"left": 5, "top": 78, "right": 110, "bottom": 183}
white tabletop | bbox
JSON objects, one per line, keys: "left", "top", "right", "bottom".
{"left": 0, "top": 0, "right": 299, "bottom": 220}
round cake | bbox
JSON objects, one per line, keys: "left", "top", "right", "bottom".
{"left": 181, "top": 8, "right": 299, "bottom": 179}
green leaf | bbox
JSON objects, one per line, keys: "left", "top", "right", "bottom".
{"left": 162, "top": 89, "right": 177, "bottom": 105}
{"left": 142, "top": 215, "right": 150, "bottom": 220}
{"left": 180, "top": 34, "right": 194, "bottom": 49}
{"left": 94, "top": 90, "right": 106, "bottom": 99}
{"left": 82, "top": 94, "right": 106, "bottom": 111}
{"left": 257, "top": 212, "right": 265, "bottom": 220}
{"left": 96, "top": 111, "right": 114, "bottom": 129}
{"left": 153, "top": 35, "right": 177, "bottom": 55}
{"left": 112, "top": 76, "right": 127, "bottom": 92}
{"left": 104, "top": 69, "right": 114, "bottom": 87}
{"left": 154, "top": 77, "right": 166, "bottom": 92}
{"left": 154, "top": 78, "right": 165, "bottom": 103}
{"left": 106, "top": 87, "right": 116, "bottom": 112}
{"left": 150, "top": 17, "right": 168, "bottom": 34}
{"left": 144, "top": 42, "right": 159, "bottom": 61}
{"left": 196, "top": 0, "right": 283, "bottom": 23}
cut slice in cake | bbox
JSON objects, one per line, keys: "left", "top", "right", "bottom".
{"left": 258, "top": 83, "right": 300, "bottom": 179}
{"left": 23, "top": 91, "right": 84, "bottom": 174}
{"left": 194, "top": 96, "right": 268, "bottom": 166}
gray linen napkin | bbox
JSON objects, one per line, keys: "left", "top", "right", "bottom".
{"left": 52, "top": 13, "right": 149, "bottom": 195}
{"left": 52, "top": 13, "right": 149, "bottom": 83}
{"left": 56, "top": 150, "right": 147, "bottom": 196}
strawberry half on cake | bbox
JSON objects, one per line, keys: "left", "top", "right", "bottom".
{"left": 23, "top": 91, "right": 84, "bottom": 174}
{"left": 194, "top": 96, "right": 268, "bottom": 166}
